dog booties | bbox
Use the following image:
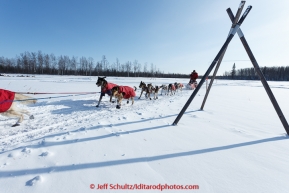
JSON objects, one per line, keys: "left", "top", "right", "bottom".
{"left": 0, "top": 89, "right": 15, "bottom": 113}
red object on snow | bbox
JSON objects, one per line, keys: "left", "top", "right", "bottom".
{"left": 118, "top": 86, "right": 136, "bottom": 99}
{"left": 0, "top": 89, "right": 15, "bottom": 113}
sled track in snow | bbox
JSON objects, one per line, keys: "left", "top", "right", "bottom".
{"left": 0, "top": 89, "right": 193, "bottom": 151}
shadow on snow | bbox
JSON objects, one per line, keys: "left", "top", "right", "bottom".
{"left": 0, "top": 136, "right": 288, "bottom": 178}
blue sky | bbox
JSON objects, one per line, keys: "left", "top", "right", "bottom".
{"left": 1, "top": 0, "right": 289, "bottom": 75}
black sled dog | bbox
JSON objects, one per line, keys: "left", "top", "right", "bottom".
{"left": 95, "top": 76, "right": 118, "bottom": 107}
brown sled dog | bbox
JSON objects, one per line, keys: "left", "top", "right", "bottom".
{"left": 0, "top": 89, "right": 37, "bottom": 127}
{"left": 110, "top": 86, "right": 137, "bottom": 109}
{"left": 138, "top": 81, "right": 160, "bottom": 100}
{"left": 167, "top": 83, "right": 176, "bottom": 96}
{"left": 138, "top": 81, "right": 151, "bottom": 99}
{"left": 151, "top": 85, "right": 160, "bottom": 100}
{"left": 174, "top": 82, "right": 184, "bottom": 92}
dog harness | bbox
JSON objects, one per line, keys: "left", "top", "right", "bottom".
{"left": 117, "top": 86, "right": 136, "bottom": 99}
{"left": 0, "top": 89, "right": 15, "bottom": 113}
{"left": 101, "top": 83, "right": 117, "bottom": 96}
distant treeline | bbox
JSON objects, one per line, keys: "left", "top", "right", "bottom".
{"left": 222, "top": 66, "right": 289, "bottom": 81}
{"left": 2, "top": 51, "right": 288, "bottom": 81}
{"left": 0, "top": 51, "right": 188, "bottom": 78}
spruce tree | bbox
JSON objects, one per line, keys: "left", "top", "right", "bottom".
{"left": 231, "top": 63, "right": 236, "bottom": 79}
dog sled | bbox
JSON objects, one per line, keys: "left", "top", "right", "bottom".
{"left": 186, "top": 81, "right": 198, "bottom": 90}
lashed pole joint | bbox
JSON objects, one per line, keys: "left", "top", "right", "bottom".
{"left": 172, "top": 5, "right": 252, "bottom": 125}
{"left": 227, "top": 8, "right": 289, "bottom": 135}
{"left": 200, "top": 1, "right": 246, "bottom": 110}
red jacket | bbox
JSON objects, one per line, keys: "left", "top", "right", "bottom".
{"left": 190, "top": 72, "right": 198, "bottom": 80}
{"left": 101, "top": 83, "right": 118, "bottom": 96}
{"left": 118, "top": 86, "right": 136, "bottom": 99}
{"left": 0, "top": 89, "right": 15, "bottom": 113}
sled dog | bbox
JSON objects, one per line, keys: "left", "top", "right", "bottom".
{"left": 0, "top": 89, "right": 36, "bottom": 127}
{"left": 95, "top": 76, "right": 117, "bottom": 107}
{"left": 111, "top": 86, "right": 136, "bottom": 109}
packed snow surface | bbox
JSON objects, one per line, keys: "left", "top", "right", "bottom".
{"left": 1, "top": 75, "right": 289, "bottom": 193}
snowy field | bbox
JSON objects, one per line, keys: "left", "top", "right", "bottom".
{"left": 1, "top": 74, "right": 289, "bottom": 193}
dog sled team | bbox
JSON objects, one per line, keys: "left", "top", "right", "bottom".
{"left": 95, "top": 74, "right": 197, "bottom": 109}
{"left": 94, "top": 70, "right": 197, "bottom": 109}
{"left": 1, "top": 71, "right": 198, "bottom": 126}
